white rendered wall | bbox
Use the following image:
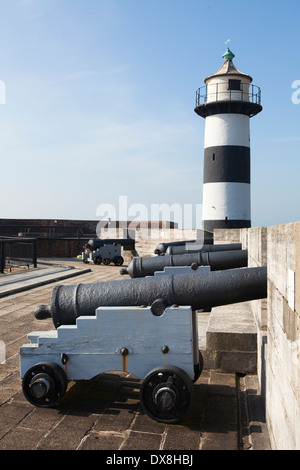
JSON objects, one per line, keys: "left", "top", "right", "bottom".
{"left": 204, "top": 114, "right": 250, "bottom": 148}
{"left": 205, "top": 75, "right": 251, "bottom": 103}
{"left": 202, "top": 182, "right": 250, "bottom": 221}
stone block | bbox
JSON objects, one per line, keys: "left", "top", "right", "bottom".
{"left": 213, "top": 228, "right": 241, "bottom": 243}
{"left": 204, "top": 301, "right": 257, "bottom": 374}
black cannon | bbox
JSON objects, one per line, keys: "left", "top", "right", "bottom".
{"left": 35, "top": 266, "right": 266, "bottom": 329}
{"left": 154, "top": 233, "right": 214, "bottom": 256}
{"left": 24, "top": 266, "right": 266, "bottom": 423}
{"left": 120, "top": 249, "right": 248, "bottom": 278}
{"left": 154, "top": 239, "right": 214, "bottom": 255}
{"left": 154, "top": 240, "right": 196, "bottom": 255}
{"left": 82, "top": 238, "right": 136, "bottom": 266}
{"left": 165, "top": 243, "right": 242, "bottom": 256}
{"left": 85, "top": 238, "right": 135, "bottom": 251}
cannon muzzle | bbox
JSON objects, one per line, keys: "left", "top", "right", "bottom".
{"left": 34, "top": 266, "right": 267, "bottom": 329}
{"left": 121, "top": 249, "right": 248, "bottom": 278}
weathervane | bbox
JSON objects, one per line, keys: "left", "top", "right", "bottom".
{"left": 222, "top": 38, "right": 235, "bottom": 61}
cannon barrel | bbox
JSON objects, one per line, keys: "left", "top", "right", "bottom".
{"left": 120, "top": 249, "right": 248, "bottom": 278}
{"left": 85, "top": 238, "right": 135, "bottom": 250}
{"left": 34, "top": 267, "right": 267, "bottom": 328}
{"left": 166, "top": 243, "right": 242, "bottom": 256}
{"left": 154, "top": 240, "right": 197, "bottom": 255}
{"left": 155, "top": 235, "right": 214, "bottom": 255}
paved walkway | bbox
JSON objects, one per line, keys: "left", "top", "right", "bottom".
{"left": 0, "top": 262, "right": 91, "bottom": 297}
{"left": 0, "top": 259, "right": 271, "bottom": 452}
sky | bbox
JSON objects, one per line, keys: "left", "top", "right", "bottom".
{"left": 0, "top": 0, "right": 299, "bottom": 229}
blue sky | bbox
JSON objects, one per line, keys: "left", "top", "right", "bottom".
{"left": 0, "top": 0, "right": 299, "bottom": 228}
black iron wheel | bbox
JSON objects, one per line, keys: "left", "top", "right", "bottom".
{"left": 113, "top": 256, "right": 124, "bottom": 266}
{"left": 103, "top": 258, "right": 111, "bottom": 265}
{"left": 93, "top": 256, "right": 102, "bottom": 265}
{"left": 22, "top": 362, "right": 68, "bottom": 408}
{"left": 139, "top": 365, "right": 194, "bottom": 424}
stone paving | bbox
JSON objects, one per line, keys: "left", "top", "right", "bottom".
{"left": 0, "top": 260, "right": 270, "bottom": 452}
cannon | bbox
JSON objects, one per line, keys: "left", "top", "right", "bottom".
{"left": 34, "top": 266, "right": 266, "bottom": 327}
{"left": 85, "top": 238, "right": 135, "bottom": 251}
{"left": 20, "top": 266, "right": 267, "bottom": 423}
{"left": 154, "top": 233, "right": 213, "bottom": 255}
{"left": 154, "top": 240, "right": 196, "bottom": 255}
{"left": 82, "top": 243, "right": 124, "bottom": 266}
{"left": 154, "top": 240, "right": 197, "bottom": 255}
{"left": 165, "top": 242, "right": 242, "bottom": 256}
{"left": 120, "top": 249, "right": 248, "bottom": 278}
{"left": 82, "top": 238, "right": 135, "bottom": 266}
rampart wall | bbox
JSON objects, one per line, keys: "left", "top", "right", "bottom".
{"left": 215, "top": 223, "right": 300, "bottom": 450}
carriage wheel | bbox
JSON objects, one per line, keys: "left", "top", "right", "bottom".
{"left": 22, "top": 362, "right": 68, "bottom": 408}
{"left": 113, "top": 256, "right": 124, "bottom": 266}
{"left": 139, "top": 365, "right": 194, "bottom": 423}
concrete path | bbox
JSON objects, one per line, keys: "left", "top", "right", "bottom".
{"left": 0, "top": 261, "right": 91, "bottom": 298}
{"left": 0, "top": 260, "right": 271, "bottom": 452}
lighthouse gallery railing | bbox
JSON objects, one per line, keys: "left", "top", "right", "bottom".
{"left": 195, "top": 83, "right": 261, "bottom": 107}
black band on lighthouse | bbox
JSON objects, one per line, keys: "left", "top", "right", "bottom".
{"left": 194, "top": 100, "right": 262, "bottom": 118}
{"left": 203, "top": 146, "right": 250, "bottom": 184}
{"left": 204, "top": 219, "right": 251, "bottom": 232}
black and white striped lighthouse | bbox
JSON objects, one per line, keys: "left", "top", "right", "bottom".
{"left": 194, "top": 48, "right": 262, "bottom": 232}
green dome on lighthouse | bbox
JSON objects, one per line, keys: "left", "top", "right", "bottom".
{"left": 222, "top": 47, "right": 235, "bottom": 61}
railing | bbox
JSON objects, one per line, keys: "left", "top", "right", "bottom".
{"left": 195, "top": 83, "right": 261, "bottom": 107}
{"left": 0, "top": 238, "right": 37, "bottom": 273}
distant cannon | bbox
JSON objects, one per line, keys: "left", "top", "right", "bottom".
{"left": 120, "top": 249, "right": 248, "bottom": 278}
{"left": 82, "top": 238, "right": 135, "bottom": 266}
{"left": 165, "top": 243, "right": 242, "bottom": 256}
{"left": 154, "top": 235, "right": 213, "bottom": 255}
{"left": 85, "top": 238, "right": 135, "bottom": 251}
{"left": 154, "top": 240, "right": 196, "bottom": 255}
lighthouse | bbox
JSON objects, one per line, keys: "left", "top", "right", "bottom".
{"left": 194, "top": 48, "right": 262, "bottom": 232}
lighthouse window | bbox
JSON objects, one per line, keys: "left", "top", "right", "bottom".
{"left": 228, "top": 79, "right": 241, "bottom": 91}
{"left": 212, "top": 153, "right": 215, "bottom": 161}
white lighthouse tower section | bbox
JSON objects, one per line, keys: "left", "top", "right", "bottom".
{"left": 204, "top": 114, "right": 250, "bottom": 148}
{"left": 202, "top": 182, "right": 251, "bottom": 222}
{"left": 194, "top": 48, "right": 262, "bottom": 232}
{"left": 203, "top": 112, "right": 251, "bottom": 224}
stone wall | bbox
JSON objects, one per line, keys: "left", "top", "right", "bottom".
{"left": 267, "top": 223, "right": 300, "bottom": 449}
{"left": 214, "top": 223, "right": 300, "bottom": 450}
{"left": 0, "top": 219, "right": 177, "bottom": 239}
{"left": 36, "top": 238, "right": 85, "bottom": 258}
{"left": 241, "top": 227, "right": 268, "bottom": 399}
{"left": 101, "top": 227, "right": 198, "bottom": 242}
{"left": 101, "top": 228, "right": 199, "bottom": 258}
